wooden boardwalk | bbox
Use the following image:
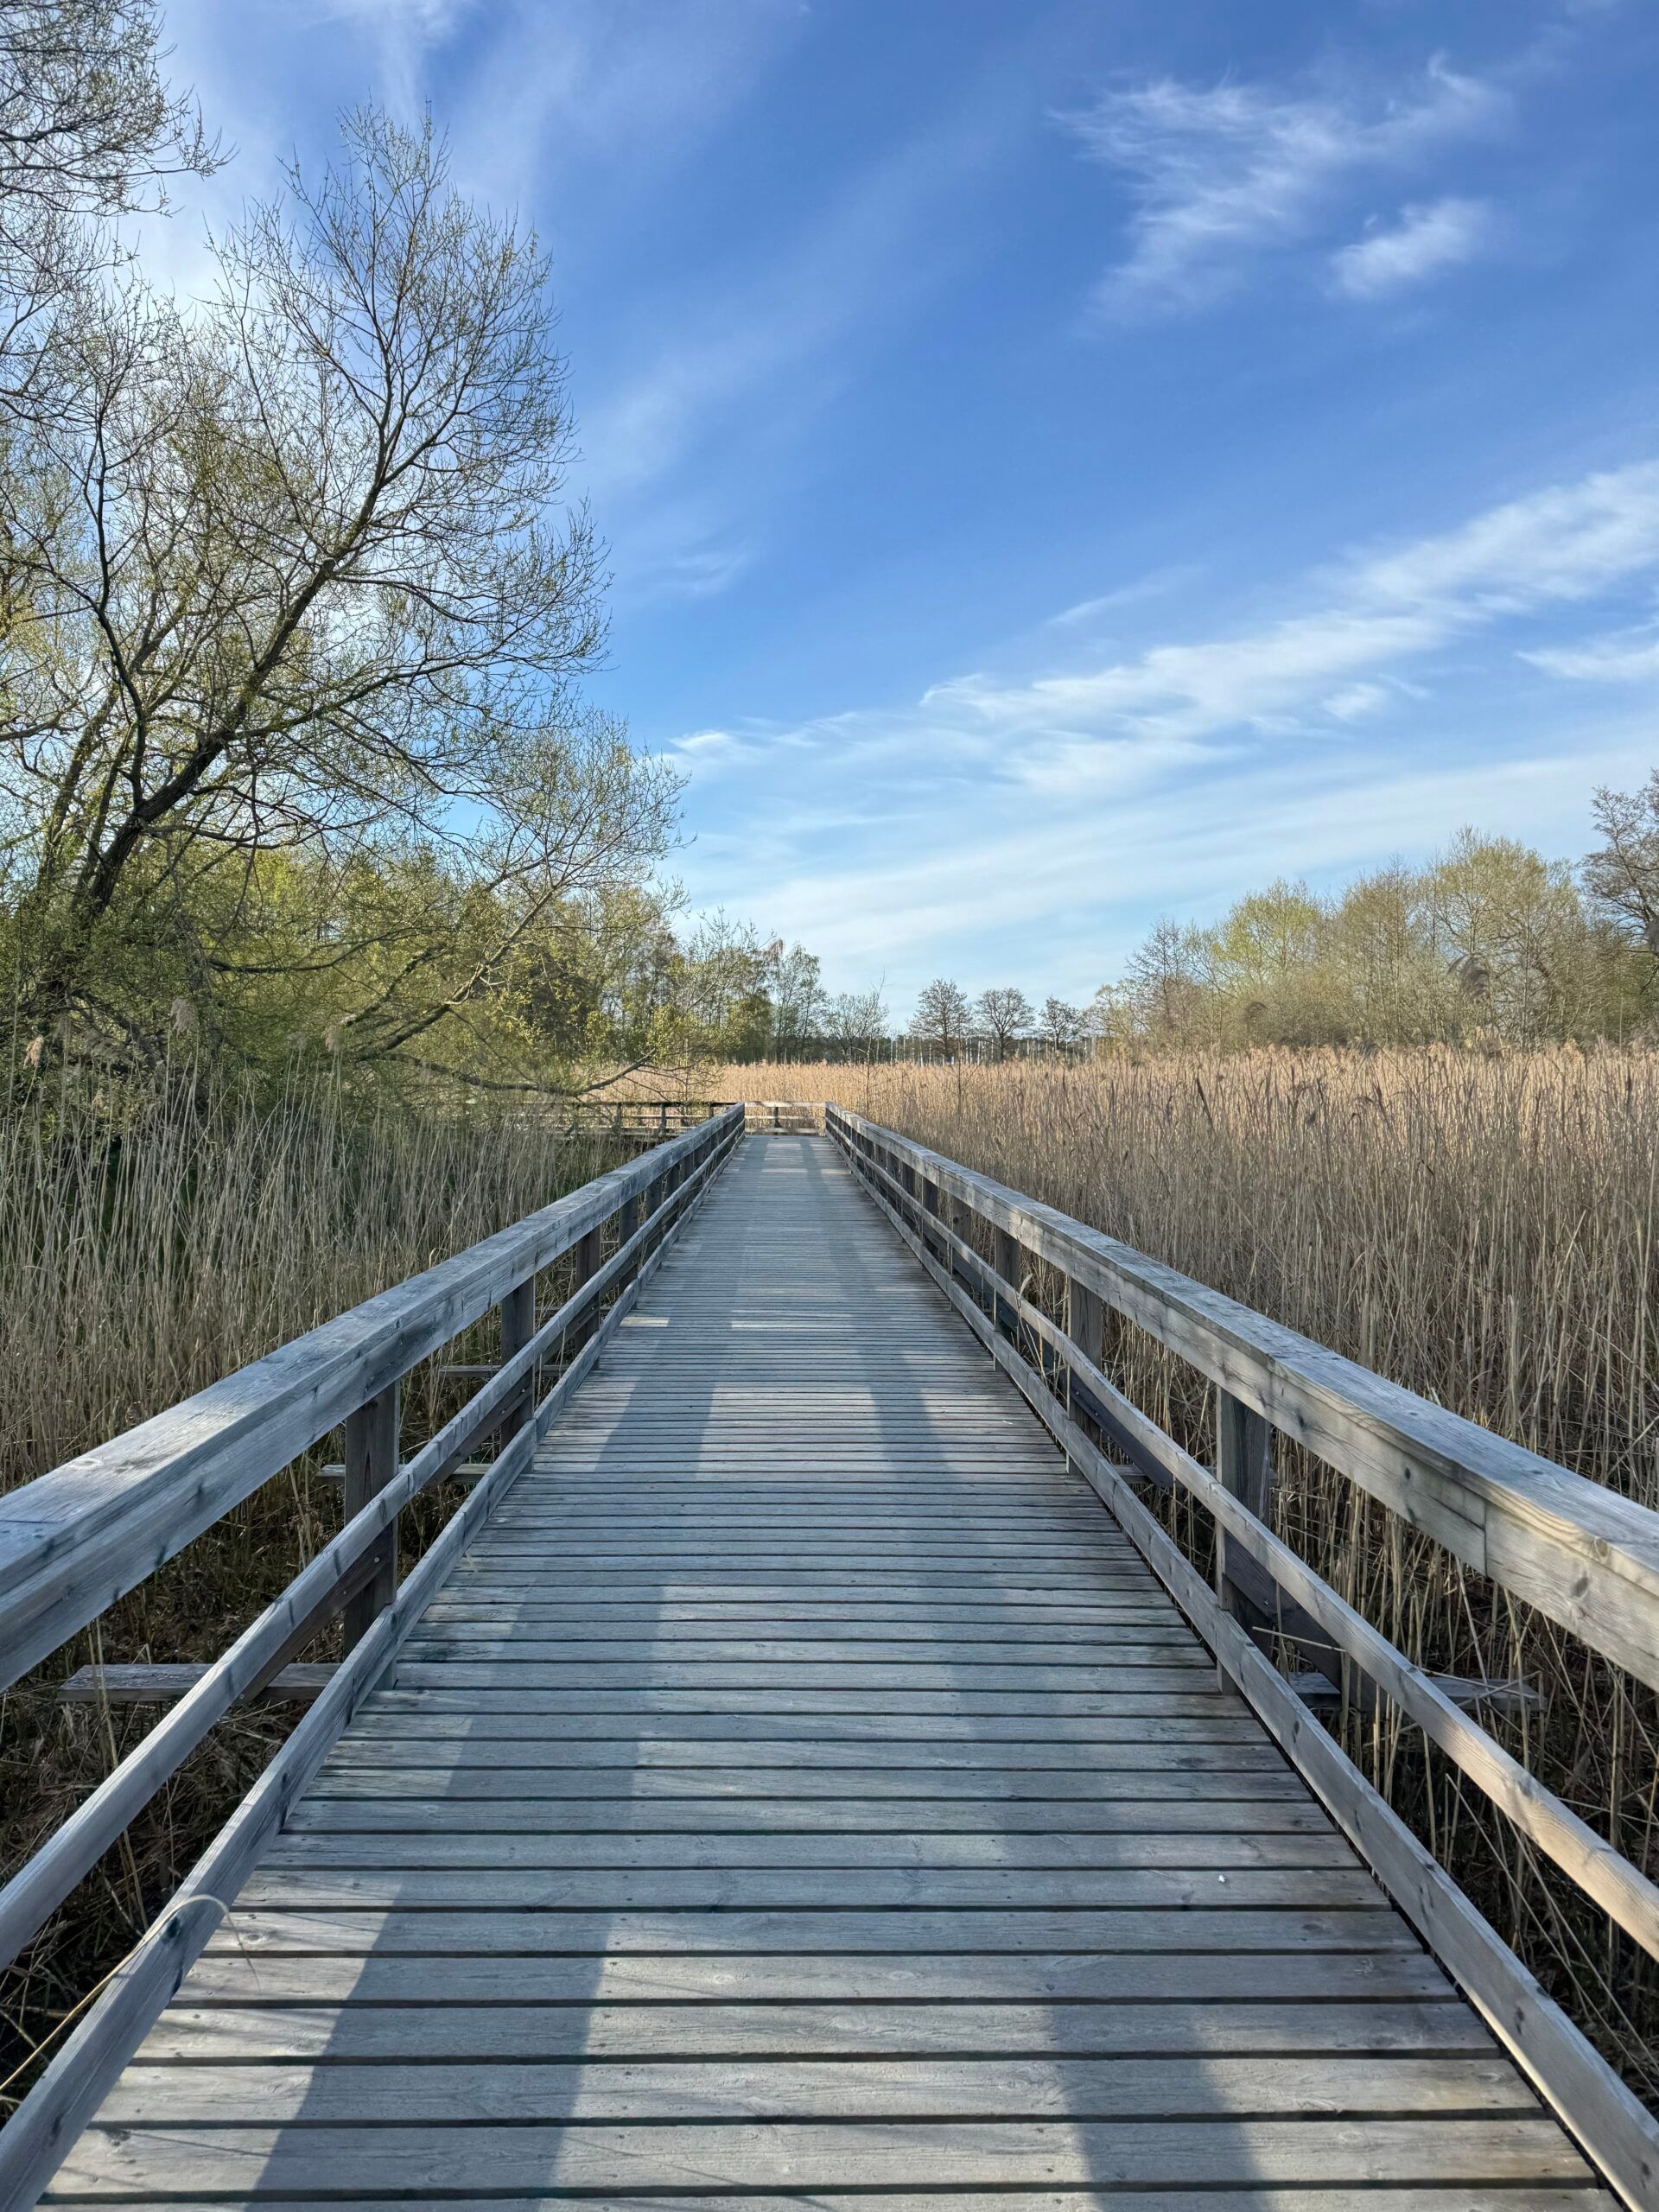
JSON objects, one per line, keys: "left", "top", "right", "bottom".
{"left": 45, "top": 1135, "right": 1614, "bottom": 2207}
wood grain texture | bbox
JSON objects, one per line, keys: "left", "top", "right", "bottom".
{"left": 827, "top": 1103, "right": 1659, "bottom": 1694}
{"left": 24, "top": 1133, "right": 1619, "bottom": 2210}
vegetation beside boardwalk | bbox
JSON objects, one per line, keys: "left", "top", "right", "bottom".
{"left": 714, "top": 1047, "right": 1659, "bottom": 2093}
{"left": 0, "top": 1073, "right": 615, "bottom": 2098}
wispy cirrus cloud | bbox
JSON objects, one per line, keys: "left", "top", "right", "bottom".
{"left": 928, "top": 460, "right": 1659, "bottom": 750}
{"left": 1065, "top": 57, "right": 1503, "bottom": 316}
{"left": 1522, "top": 622, "right": 1659, "bottom": 681}
{"left": 1331, "top": 196, "right": 1491, "bottom": 297}
{"left": 671, "top": 458, "right": 1659, "bottom": 998}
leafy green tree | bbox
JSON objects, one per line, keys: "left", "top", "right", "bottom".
{"left": 3, "top": 109, "right": 677, "bottom": 1086}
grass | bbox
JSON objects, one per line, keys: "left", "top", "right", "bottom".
{"left": 0, "top": 1069, "right": 615, "bottom": 2094}
{"left": 714, "top": 1048, "right": 1659, "bottom": 2091}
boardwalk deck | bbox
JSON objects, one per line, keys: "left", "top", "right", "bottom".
{"left": 41, "top": 1135, "right": 1615, "bottom": 2208}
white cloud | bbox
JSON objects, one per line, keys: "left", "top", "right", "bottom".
{"left": 670, "top": 461, "right": 1659, "bottom": 1001}
{"left": 1323, "top": 681, "right": 1391, "bottom": 721}
{"left": 1067, "top": 58, "right": 1503, "bottom": 315}
{"left": 1045, "top": 567, "right": 1202, "bottom": 627}
{"left": 449, "top": 0, "right": 804, "bottom": 209}
{"left": 1522, "top": 624, "right": 1659, "bottom": 681}
{"left": 1332, "top": 197, "right": 1490, "bottom": 297}
{"left": 930, "top": 461, "right": 1659, "bottom": 743}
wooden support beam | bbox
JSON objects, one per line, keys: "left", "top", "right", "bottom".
{"left": 1216, "top": 1388, "right": 1274, "bottom": 1638}
{"left": 340, "top": 1382, "right": 397, "bottom": 1652}
{"left": 316, "top": 1461, "right": 489, "bottom": 1486}
{"left": 498, "top": 1277, "right": 536, "bottom": 1445}
{"left": 60, "top": 1662, "right": 334, "bottom": 1707}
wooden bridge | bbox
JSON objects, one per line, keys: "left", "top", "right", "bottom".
{"left": 2, "top": 1110, "right": 1657, "bottom": 2207}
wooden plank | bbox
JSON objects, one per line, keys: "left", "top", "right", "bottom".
{"left": 137, "top": 1996, "right": 1492, "bottom": 2061}
{"left": 45, "top": 2116, "right": 1599, "bottom": 2196}
{"left": 287, "top": 1796, "right": 1338, "bottom": 1832}
{"left": 97, "top": 2052, "right": 1530, "bottom": 2125}
{"left": 336, "top": 1710, "right": 1263, "bottom": 1744}
{"left": 53, "top": 2192, "right": 1609, "bottom": 2212}
{"left": 201, "top": 1906, "right": 1411, "bottom": 1954}
{"left": 400, "top": 1631, "right": 1202, "bottom": 1657}
{"left": 168, "top": 1944, "right": 1460, "bottom": 2006}
{"left": 264, "top": 1829, "right": 1356, "bottom": 1868}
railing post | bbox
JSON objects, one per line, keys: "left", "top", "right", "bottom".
{"left": 920, "top": 1173, "right": 941, "bottom": 1255}
{"left": 340, "top": 1382, "right": 399, "bottom": 1651}
{"left": 993, "top": 1224, "right": 1021, "bottom": 1336}
{"left": 570, "top": 1220, "right": 605, "bottom": 1351}
{"left": 1065, "top": 1276, "right": 1103, "bottom": 1402}
{"left": 1215, "top": 1389, "right": 1274, "bottom": 1637}
{"left": 499, "top": 1275, "right": 536, "bottom": 1445}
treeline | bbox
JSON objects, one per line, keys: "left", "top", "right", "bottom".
{"left": 879, "top": 802, "right": 1659, "bottom": 1059}
{"left": 1094, "top": 806, "right": 1659, "bottom": 1050}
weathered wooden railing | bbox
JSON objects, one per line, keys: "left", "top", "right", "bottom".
{"left": 569, "top": 1097, "right": 825, "bottom": 1137}
{"left": 826, "top": 1103, "right": 1659, "bottom": 2212}
{"left": 569, "top": 1096, "right": 734, "bottom": 1141}
{"left": 0, "top": 1104, "right": 742, "bottom": 2196}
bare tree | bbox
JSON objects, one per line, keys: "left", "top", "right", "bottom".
{"left": 976, "top": 985, "right": 1033, "bottom": 1060}
{"left": 1585, "top": 774, "right": 1659, "bottom": 965}
{"left": 824, "top": 984, "right": 888, "bottom": 1060}
{"left": 1037, "top": 995, "right": 1085, "bottom": 1052}
{"left": 1125, "top": 917, "right": 1208, "bottom": 1038}
{"left": 3, "top": 109, "right": 674, "bottom": 1070}
{"left": 0, "top": 0, "right": 219, "bottom": 406}
{"left": 911, "top": 976, "right": 970, "bottom": 1058}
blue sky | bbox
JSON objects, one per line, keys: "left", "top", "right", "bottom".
{"left": 157, "top": 0, "right": 1659, "bottom": 1012}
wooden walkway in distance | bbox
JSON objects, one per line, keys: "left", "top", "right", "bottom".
{"left": 46, "top": 1134, "right": 1613, "bottom": 2207}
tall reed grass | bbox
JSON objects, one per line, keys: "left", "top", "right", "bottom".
{"left": 0, "top": 1072, "right": 612, "bottom": 2089}
{"left": 716, "top": 1049, "right": 1659, "bottom": 2089}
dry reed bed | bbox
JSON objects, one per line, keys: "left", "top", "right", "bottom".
{"left": 718, "top": 1049, "right": 1659, "bottom": 2088}
{"left": 0, "top": 1076, "right": 612, "bottom": 2092}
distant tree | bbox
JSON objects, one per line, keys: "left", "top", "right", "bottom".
{"left": 1585, "top": 773, "right": 1659, "bottom": 967}
{"left": 1124, "top": 918, "right": 1209, "bottom": 1039}
{"left": 1037, "top": 995, "right": 1086, "bottom": 1052}
{"left": 824, "top": 985, "right": 889, "bottom": 1060}
{"left": 679, "top": 913, "right": 773, "bottom": 1058}
{"left": 911, "top": 977, "right": 971, "bottom": 1057}
{"left": 1427, "top": 830, "right": 1594, "bottom": 1042}
{"left": 763, "top": 941, "right": 827, "bottom": 1056}
{"left": 976, "top": 986, "right": 1033, "bottom": 1060}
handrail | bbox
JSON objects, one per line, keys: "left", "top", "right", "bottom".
{"left": 0, "top": 1108, "right": 741, "bottom": 1972}
{"left": 0, "top": 1107, "right": 743, "bottom": 1691}
{"left": 824, "top": 1105, "right": 1659, "bottom": 1694}
{"left": 826, "top": 1103, "right": 1659, "bottom": 2212}
{"left": 0, "top": 1104, "right": 742, "bottom": 2210}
